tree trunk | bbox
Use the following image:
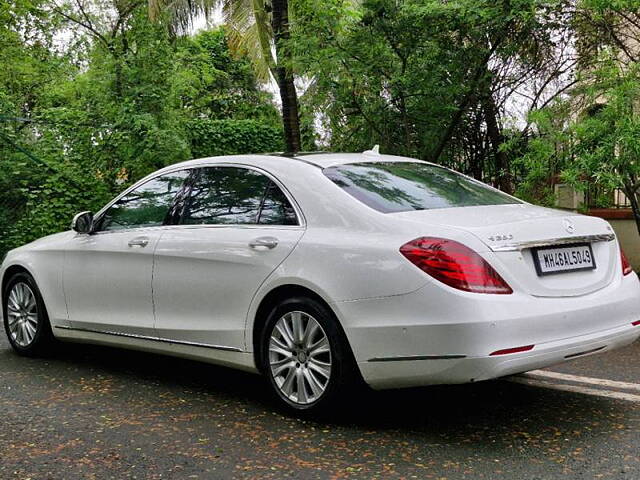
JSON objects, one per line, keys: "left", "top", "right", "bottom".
{"left": 273, "top": 65, "right": 301, "bottom": 153}
{"left": 482, "top": 93, "right": 511, "bottom": 193}
{"left": 271, "top": 0, "right": 301, "bottom": 153}
{"left": 624, "top": 184, "right": 640, "bottom": 237}
{"left": 431, "top": 35, "right": 506, "bottom": 165}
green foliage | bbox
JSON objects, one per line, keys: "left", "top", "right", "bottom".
{"left": 0, "top": 172, "right": 111, "bottom": 255}
{"left": 3, "top": 0, "right": 640, "bottom": 256}
{"left": 523, "top": 58, "right": 640, "bottom": 234}
{"left": 174, "top": 28, "right": 280, "bottom": 125}
{"left": 0, "top": 3, "right": 282, "bottom": 258}
{"left": 188, "top": 119, "right": 284, "bottom": 157}
{"left": 291, "top": 0, "right": 566, "bottom": 183}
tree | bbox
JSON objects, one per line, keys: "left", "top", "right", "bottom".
{"left": 0, "top": 1, "right": 283, "bottom": 257}
{"left": 151, "top": 0, "right": 303, "bottom": 152}
{"left": 173, "top": 28, "right": 281, "bottom": 124}
{"left": 0, "top": 0, "right": 84, "bottom": 251}
{"left": 516, "top": 0, "right": 640, "bottom": 234}
{"left": 222, "top": 0, "right": 302, "bottom": 152}
{"left": 291, "top": 0, "right": 577, "bottom": 191}
{"left": 574, "top": 0, "right": 640, "bottom": 67}
{"left": 523, "top": 60, "right": 640, "bottom": 236}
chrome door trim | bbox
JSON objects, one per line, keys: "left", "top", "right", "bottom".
{"left": 85, "top": 223, "right": 305, "bottom": 239}
{"left": 54, "top": 325, "right": 242, "bottom": 352}
{"left": 489, "top": 234, "right": 616, "bottom": 252}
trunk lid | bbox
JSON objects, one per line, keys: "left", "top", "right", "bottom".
{"left": 392, "top": 204, "right": 617, "bottom": 297}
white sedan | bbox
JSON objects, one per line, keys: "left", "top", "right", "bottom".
{"left": 2, "top": 151, "right": 640, "bottom": 412}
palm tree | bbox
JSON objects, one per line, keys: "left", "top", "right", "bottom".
{"left": 149, "top": 0, "right": 302, "bottom": 153}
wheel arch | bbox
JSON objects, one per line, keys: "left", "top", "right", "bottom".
{"left": 1, "top": 264, "right": 36, "bottom": 317}
{"left": 250, "top": 283, "right": 357, "bottom": 375}
{"left": 2, "top": 263, "right": 35, "bottom": 294}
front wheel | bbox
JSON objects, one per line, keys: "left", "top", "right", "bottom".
{"left": 3, "top": 272, "right": 55, "bottom": 356}
{"left": 260, "top": 296, "right": 357, "bottom": 413}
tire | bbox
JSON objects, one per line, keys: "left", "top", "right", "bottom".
{"left": 3, "top": 272, "right": 55, "bottom": 356}
{"left": 259, "top": 296, "right": 358, "bottom": 414}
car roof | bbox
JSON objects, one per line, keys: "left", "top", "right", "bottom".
{"left": 166, "top": 151, "right": 434, "bottom": 171}
{"left": 281, "top": 152, "right": 431, "bottom": 168}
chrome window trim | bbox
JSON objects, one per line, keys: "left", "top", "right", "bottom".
{"left": 86, "top": 223, "right": 305, "bottom": 238}
{"left": 89, "top": 162, "right": 307, "bottom": 235}
{"left": 489, "top": 234, "right": 616, "bottom": 252}
{"left": 54, "top": 325, "right": 242, "bottom": 352}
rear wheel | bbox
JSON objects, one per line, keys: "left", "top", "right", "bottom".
{"left": 260, "top": 296, "right": 357, "bottom": 413}
{"left": 3, "top": 272, "right": 54, "bottom": 356}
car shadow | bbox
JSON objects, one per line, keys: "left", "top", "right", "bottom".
{"left": 1, "top": 338, "right": 632, "bottom": 444}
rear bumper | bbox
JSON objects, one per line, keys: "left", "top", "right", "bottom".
{"left": 358, "top": 322, "right": 640, "bottom": 389}
{"left": 334, "top": 273, "right": 640, "bottom": 389}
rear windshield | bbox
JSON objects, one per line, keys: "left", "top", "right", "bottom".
{"left": 323, "top": 162, "right": 519, "bottom": 213}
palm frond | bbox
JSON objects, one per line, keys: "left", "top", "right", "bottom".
{"left": 149, "top": 0, "right": 218, "bottom": 35}
{"left": 223, "top": 0, "right": 275, "bottom": 82}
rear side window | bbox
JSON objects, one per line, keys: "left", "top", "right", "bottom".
{"left": 323, "top": 162, "right": 519, "bottom": 213}
{"left": 257, "top": 182, "right": 298, "bottom": 225}
{"left": 181, "top": 166, "right": 298, "bottom": 225}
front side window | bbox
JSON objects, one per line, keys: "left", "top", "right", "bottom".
{"left": 98, "top": 170, "right": 190, "bottom": 231}
{"left": 323, "top": 162, "right": 520, "bottom": 213}
{"left": 181, "top": 167, "right": 298, "bottom": 226}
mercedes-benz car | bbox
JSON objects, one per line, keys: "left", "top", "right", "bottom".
{"left": 2, "top": 151, "right": 639, "bottom": 412}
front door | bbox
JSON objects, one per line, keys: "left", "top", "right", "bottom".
{"left": 63, "top": 169, "right": 190, "bottom": 336}
{"left": 152, "top": 165, "right": 305, "bottom": 351}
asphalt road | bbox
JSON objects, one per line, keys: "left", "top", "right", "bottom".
{"left": 1, "top": 334, "right": 640, "bottom": 480}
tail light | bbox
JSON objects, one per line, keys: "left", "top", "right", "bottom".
{"left": 621, "top": 247, "right": 633, "bottom": 276}
{"left": 400, "top": 237, "right": 513, "bottom": 294}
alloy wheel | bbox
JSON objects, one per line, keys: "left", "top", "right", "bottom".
{"left": 6, "top": 282, "right": 39, "bottom": 347}
{"left": 268, "top": 311, "right": 332, "bottom": 405}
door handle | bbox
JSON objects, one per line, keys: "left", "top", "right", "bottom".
{"left": 128, "top": 237, "right": 149, "bottom": 248}
{"left": 249, "top": 236, "right": 278, "bottom": 250}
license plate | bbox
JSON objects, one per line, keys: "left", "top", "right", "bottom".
{"left": 532, "top": 243, "right": 596, "bottom": 276}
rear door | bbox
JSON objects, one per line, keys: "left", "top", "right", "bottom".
{"left": 152, "top": 165, "right": 305, "bottom": 351}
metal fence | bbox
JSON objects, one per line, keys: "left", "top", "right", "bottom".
{"left": 613, "top": 189, "right": 632, "bottom": 208}
{"left": 585, "top": 187, "right": 632, "bottom": 209}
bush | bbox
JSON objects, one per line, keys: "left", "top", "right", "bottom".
{"left": 188, "top": 119, "right": 284, "bottom": 158}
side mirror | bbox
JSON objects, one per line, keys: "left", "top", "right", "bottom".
{"left": 71, "top": 211, "right": 94, "bottom": 234}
